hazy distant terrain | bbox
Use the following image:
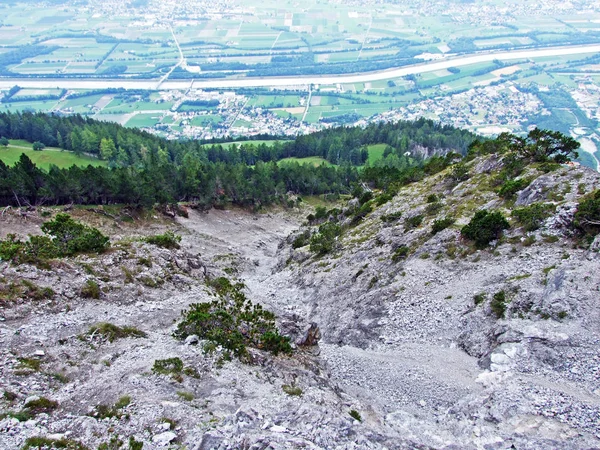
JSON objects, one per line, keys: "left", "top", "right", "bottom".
{"left": 1, "top": 0, "right": 600, "bottom": 169}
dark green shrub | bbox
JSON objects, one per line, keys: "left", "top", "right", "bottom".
{"left": 309, "top": 222, "right": 342, "bottom": 255}
{"left": 448, "top": 162, "right": 470, "bottom": 182}
{"left": 89, "top": 396, "right": 131, "bottom": 420}
{"left": 128, "top": 437, "right": 143, "bottom": 450}
{"left": 461, "top": 210, "right": 510, "bottom": 249}
{"left": 511, "top": 203, "right": 555, "bottom": 232}
{"left": 425, "top": 202, "right": 442, "bottom": 216}
{"left": 574, "top": 190, "right": 600, "bottom": 237}
{"left": 313, "top": 206, "right": 328, "bottom": 220}
{"left": 473, "top": 293, "right": 486, "bottom": 305}
{"left": 349, "top": 409, "right": 362, "bottom": 422}
{"left": 41, "top": 213, "right": 109, "bottom": 255}
{"left": 431, "top": 217, "right": 455, "bottom": 234}
{"left": 174, "top": 278, "right": 291, "bottom": 360}
{"left": 292, "top": 231, "right": 311, "bottom": 249}
{"left": 498, "top": 178, "right": 530, "bottom": 200}
{"left": 404, "top": 214, "right": 424, "bottom": 231}
{"left": 152, "top": 358, "right": 184, "bottom": 375}
{"left": 144, "top": 231, "right": 181, "bottom": 249}
{"left": 0, "top": 234, "right": 23, "bottom": 261}
{"left": 359, "top": 191, "right": 373, "bottom": 205}
{"left": 282, "top": 385, "right": 303, "bottom": 396}
{"left": 426, "top": 194, "right": 438, "bottom": 203}
{"left": 351, "top": 202, "right": 373, "bottom": 225}
{"left": 491, "top": 290, "right": 507, "bottom": 318}
{"left": 392, "top": 245, "right": 410, "bottom": 262}
{"left": 375, "top": 193, "right": 393, "bottom": 206}
{"left": 381, "top": 211, "right": 402, "bottom": 223}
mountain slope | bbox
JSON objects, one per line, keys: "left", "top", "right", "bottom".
{"left": 275, "top": 151, "right": 600, "bottom": 447}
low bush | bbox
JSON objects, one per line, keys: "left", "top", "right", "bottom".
{"left": 349, "top": 409, "right": 362, "bottom": 422}
{"left": 282, "top": 385, "right": 303, "bottom": 396}
{"left": 381, "top": 211, "right": 402, "bottom": 223}
{"left": 461, "top": 210, "right": 510, "bottom": 249}
{"left": 292, "top": 230, "right": 311, "bottom": 249}
{"left": 309, "top": 222, "right": 342, "bottom": 255}
{"left": 392, "top": 245, "right": 410, "bottom": 262}
{"left": 42, "top": 214, "right": 109, "bottom": 256}
{"left": 498, "top": 178, "right": 531, "bottom": 200}
{"left": 511, "top": 203, "right": 555, "bottom": 232}
{"left": 174, "top": 278, "right": 291, "bottom": 360}
{"left": 473, "top": 293, "right": 486, "bottom": 305}
{"left": 0, "top": 214, "right": 109, "bottom": 266}
{"left": 491, "top": 290, "right": 508, "bottom": 319}
{"left": 431, "top": 217, "right": 455, "bottom": 234}
{"left": 25, "top": 397, "right": 58, "bottom": 416}
{"left": 152, "top": 358, "right": 184, "bottom": 375}
{"left": 144, "top": 231, "right": 181, "bottom": 249}
{"left": 404, "top": 214, "right": 424, "bottom": 231}
{"left": 574, "top": 189, "right": 600, "bottom": 237}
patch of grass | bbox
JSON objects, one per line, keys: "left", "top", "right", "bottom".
{"left": 21, "top": 436, "right": 90, "bottom": 450}
{"left": 87, "top": 323, "right": 147, "bottom": 342}
{"left": 511, "top": 203, "right": 555, "bottom": 232}
{"left": 98, "top": 436, "right": 123, "bottom": 450}
{"left": 282, "top": 385, "right": 303, "bottom": 396}
{"left": 80, "top": 280, "right": 100, "bottom": 299}
{"left": 176, "top": 391, "right": 194, "bottom": 401}
{"left": 24, "top": 397, "right": 58, "bottom": 415}
{"left": 137, "top": 257, "right": 153, "bottom": 268}
{"left": 144, "top": 231, "right": 181, "bottom": 249}
{"left": 17, "top": 357, "right": 42, "bottom": 372}
{"left": 152, "top": 357, "right": 184, "bottom": 376}
{"left": 122, "top": 266, "right": 135, "bottom": 283}
{"left": 159, "top": 417, "right": 178, "bottom": 430}
{"left": 89, "top": 396, "right": 131, "bottom": 420}
{"left": 381, "top": 211, "right": 402, "bottom": 223}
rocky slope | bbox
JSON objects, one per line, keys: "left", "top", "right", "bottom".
{"left": 1, "top": 152, "right": 600, "bottom": 449}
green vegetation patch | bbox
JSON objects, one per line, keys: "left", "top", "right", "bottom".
{"left": 511, "top": 203, "right": 556, "bottom": 232}
{"left": 0, "top": 214, "right": 108, "bottom": 266}
{"left": 174, "top": 277, "right": 291, "bottom": 360}
{"left": 143, "top": 231, "right": 181, "bottom": 249}
{"left": 461, "top": 210, "right": 510, "bottom": 249}
{"left": 21, "top": 437, "right": 90, "bottom": 450}
{"left": 0, "top": 145, "right": 106, "bottom": 171}
{"left": 87, "top": 323, "right": 147, "bottom": 342}
{"left": 89, "top": 396, "right": 131, "bottom": 420}
{"left": 574, "top": 189, "right": 600, "bottom": 238}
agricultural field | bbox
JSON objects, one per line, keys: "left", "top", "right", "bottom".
{"left": 0, "top": 0, "right": 599, "bottom": 81}
{"left": 0, "top": 141, "right": 107, "bottom": 170}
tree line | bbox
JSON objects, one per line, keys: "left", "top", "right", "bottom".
{"left": 0, "top": 112, "right": 482, "bottom": 208}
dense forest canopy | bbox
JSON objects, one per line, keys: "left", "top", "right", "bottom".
{"left": 0, "top": 112, "right": 480, "bottom": 208}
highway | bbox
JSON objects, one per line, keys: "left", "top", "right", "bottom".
{"left": 0, "top": 44, "right": 598, "bottom": 91}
